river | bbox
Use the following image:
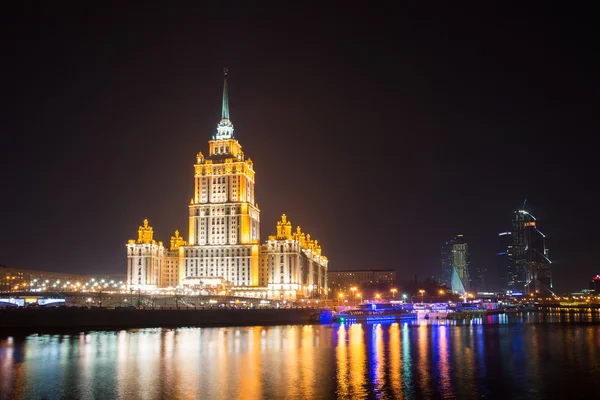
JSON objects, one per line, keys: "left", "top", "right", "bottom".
{"left": 1, "top": 312, "right": 600, "bottom": 399}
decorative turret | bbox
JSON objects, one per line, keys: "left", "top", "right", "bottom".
{"left": 137, "top": 219, "right": 155, "bottom": 244}
{"left": 276, "top": 214, "right": 293, "bottom": 240}
{"left": 170, "top": 230, "right": 187, "bottom": 251}
{"left": 295, "top": 226, "right": 307, "bottom": 248}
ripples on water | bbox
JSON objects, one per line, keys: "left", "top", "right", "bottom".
{"left": 1, "top": 312, "right": 600, "bottom": 399}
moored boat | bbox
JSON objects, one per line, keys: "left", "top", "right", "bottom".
{"left": 332, "top": 302, "right": 417, "bottom": 323}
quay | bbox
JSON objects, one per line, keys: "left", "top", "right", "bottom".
{"left": 0, "top": 307, "right": 323, "bottom": 331}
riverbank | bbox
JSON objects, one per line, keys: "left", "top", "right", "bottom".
{"left": 0, "top": 307, "right": 320, "bottom": 331}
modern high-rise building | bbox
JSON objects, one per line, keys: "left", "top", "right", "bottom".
{"left": 512, "top": 207, "right": 552, "bottom": 295}
{"left": 125, "top": 71, "right": 328, "bottom": 299}
{"left": 441, "top": 235, "right": 469, "bottom": 295}
{"left": 469, "top": 263, "right": 485, "bottom": 293}
{"left": 496, "top": 231, "right": 514, "bottom": 292}
{"left": 498, "top": 204, "right": 552, "bottom": 296}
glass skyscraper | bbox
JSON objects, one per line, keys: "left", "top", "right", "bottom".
{"left": 441, "top": 235, "right": 470, "bottom": 295}
{"left": 499, "top": 204, "right": 553, "bottom": 295}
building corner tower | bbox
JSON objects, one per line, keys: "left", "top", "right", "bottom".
{"left": 126, "top": 219, "right": 164, "bottom": 291}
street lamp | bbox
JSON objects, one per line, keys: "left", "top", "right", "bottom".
{"left": 350, "top": 287, "right": 357, "bottom": 306}
{"left": 402, "top": 294, "right": 407, "bottom": 303}
{"left": 375, "top": 293, "right": 381, "bottom": 302}
{"left": 338, "top": 293, "right": 344, "bottom": 307}
{"left": 391, "top": 288, "right": 397, "bottom": 299}
{"left": 419, "top": 289, "right": 425, "bottom": 304}
{"left": 357, "top": 293, "right": 361, "bottom": 304}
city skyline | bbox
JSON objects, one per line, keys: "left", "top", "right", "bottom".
{"left": 2, "top": 4, "right": 598, "bottom": 292}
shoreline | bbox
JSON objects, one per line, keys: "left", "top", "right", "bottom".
{"left": 0, "top": 307, "right": 322, "bottom": 332}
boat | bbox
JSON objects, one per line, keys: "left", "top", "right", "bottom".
{"left": 503, "top": 305, "right": 520, "bottom": 313}
{"left": 332, "top": 302, "right": 417, "bottom": 323}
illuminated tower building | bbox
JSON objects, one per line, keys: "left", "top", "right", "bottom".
{"left": 440, "top": 240, "right": 453, "bottom": 287}
{"left": 124, "top": 71, "right": 329, "bottom": 298}
{"left": 179, "top": 70, "right": 261, "bottom": 288}
{"left": 496, "top": 231, "right": 514, "bottom": 292}
{"left": 511, "top": 205, "right": 552, "bottom": 295}
{"left": 441, "top": 235, "right": 469, "bottom": 295}
{"left": 126, "top": 219, "right": 164, "bottom": 291}
{"left": 260, "top": 214, "right": 328, "bottom": 300}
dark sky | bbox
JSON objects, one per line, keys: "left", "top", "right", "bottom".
{"left": 1, "top": 4, "right": 598, "bottom": 292}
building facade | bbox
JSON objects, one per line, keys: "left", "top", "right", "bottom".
{"left": 327, "top": 270, "right": 396, "bottom": 290}
{"left": 124, "top": 72, "right": 328, "bottom": 299}
{"left": 259, "top": 214, "right": 328, "bottom": 300}
{"left": 441, "top": 235, "right": 470, "bottom": 295}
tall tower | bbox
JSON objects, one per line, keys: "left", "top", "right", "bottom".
{"left": 180, "top": 70, "right": 261, "bottom": 288}
{"left": 511, "top": 206, "right": 552, "bottom": 295}
{"left": 442, "top": 235, "right": 469, "bottom": 295}
{"left": 496, "top": 231, "right": 513, "bottom": 292}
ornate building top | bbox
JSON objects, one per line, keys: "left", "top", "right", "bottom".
{"left": 269, "top": 214, "right": 326, "bottom": 260}
{"left": 170, "top": 230, "right": 187, "bottom": 251}
{"left": 214, "top": 68, "right": 234, "bottom": 140}
{"left": 276, "top": 214, "right": 293, "bottom": 240}
{"left": 137, "top": 219, "right": 154, "bottom": 244}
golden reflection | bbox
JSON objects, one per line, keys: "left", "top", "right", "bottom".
{"left": 235, "top": 326, "right": 263, "bottom": 399}
{"left": 417, "top": 323, "right": 430, "bottom": 391}
{"left": 388, "top": 323, "right": 402, "bottom": 399}
{"left": 217, "top": 328, "right": 231, "bottom": 399}
{"left": 452, "top": 325, "right": 475, "bottom": 399}
{"left": 300, "top": 325, "right": 316, "bottom": 396}
{"left": 349, "top": 324, "right": 367, "bottom": 397}
{"left": 174, "top": 328, "right": 201, "bottom": 399}
{"left": 335, "top": 325, "right": 350, "bottom": 397}
{"left": 586, "top": 326, "right": 598, "bottom": 367}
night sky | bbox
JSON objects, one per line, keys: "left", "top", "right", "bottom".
{"left": 2, "top": 4, "right": 598, "bottom": 292}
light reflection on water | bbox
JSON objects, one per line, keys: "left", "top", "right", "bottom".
{"left": 1, "top": 315, "right": 600, "bottom": 399}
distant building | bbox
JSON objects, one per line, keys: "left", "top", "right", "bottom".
{"left": 327, "top": 270, "right": 395, "bottom": 290}
{"left": 589, "top": 275, "right": 600, "bottom": 293}
{"left": 441, "top": 235, "right": 470, "bottom": 295}
{"left": 469, "top": 263, "right": 485, "bottom": 293}
{"left": 496, "top": 231, "right": 514, "bottom": 292}
{"left": 511, "top": 207, "right": 552, "bottom": 295}
{"left": 0, "top": 265, "right": 124, "bottom": 291}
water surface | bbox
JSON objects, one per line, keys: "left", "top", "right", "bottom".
{"left": 1, "top": 313, "right": 600, "bottom": 399}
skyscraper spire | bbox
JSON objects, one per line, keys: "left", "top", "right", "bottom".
{"left": 222, "top": 67, "right": 229, "bottom": 120}
{"left": 214, "top": 67, "right": 234, "bottom": 140}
